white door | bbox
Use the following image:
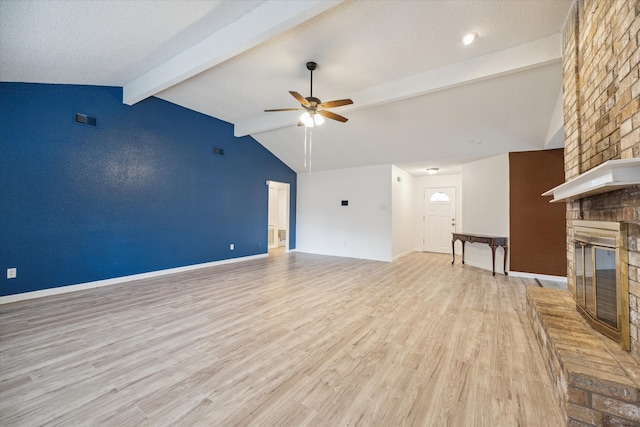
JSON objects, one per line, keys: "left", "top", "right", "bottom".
{"left": 423, "top": 187, "right": 456, "bottom": 253}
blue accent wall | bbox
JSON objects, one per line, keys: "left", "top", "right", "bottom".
{"left": 0, "top": 83, "right": 296, "bottom": 297}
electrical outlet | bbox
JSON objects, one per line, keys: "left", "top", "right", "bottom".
{"left": 7, "top": 268, "right": 17, "bottom": 279}
{"left": 230, "top": 244, "right": 234, "bottom": 250}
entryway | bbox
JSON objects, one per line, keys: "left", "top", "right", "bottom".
{"left": 423, "top": 187, "right": 457, "bottom": 253}
{"left": 267, "top": 180, "right": 290, "bottom": 255}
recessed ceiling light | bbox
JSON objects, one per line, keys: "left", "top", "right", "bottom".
{"left": 462, "top": 32, "right": 477, "bottom": 45}
{"left": 426, "top": 168, "right": 439, "bottom": 175}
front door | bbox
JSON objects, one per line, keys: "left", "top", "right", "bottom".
{"left": 423, "top": 187, "right": 456, "bottom": 253}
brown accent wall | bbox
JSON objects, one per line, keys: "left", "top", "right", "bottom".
{"left": 563, "top": 0, "right": 640, "bottom": 358}
{"left": 509, "top": 150, "right": 566, "bottom": 276}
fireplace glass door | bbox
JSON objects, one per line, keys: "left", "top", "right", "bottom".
{"left": 575, "top": 243, "right": 591, "bottom": 312}
{"left": 575, "top": 241, "right": 618, "bottom": 329}
{"left": 573, "top": 220, "right": 629, "bottom": 350}
{"left": 595, "top": 247, "right": 616, "bottom": 327}
{"left": 575, "top": 242, "right": 617, "bottom": 329}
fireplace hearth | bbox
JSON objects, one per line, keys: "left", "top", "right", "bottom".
{"left": 526, "top": 287, "right": 640, "bottom": 426}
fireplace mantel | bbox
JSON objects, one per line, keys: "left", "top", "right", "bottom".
{"left": 542, "top": 158, "right": 640, "bottom": 203}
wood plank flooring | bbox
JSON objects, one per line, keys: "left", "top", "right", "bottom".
{"left": 0, "top": 251, "right": 565, "bottom": 426}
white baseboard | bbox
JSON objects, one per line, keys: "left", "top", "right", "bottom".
{"left": 509, "top": 271, "right": 567, "bottom": 283}
{"left": 0, "top": 253, "right": 268, "bottom": 305}
{"left": 392, "top": 249, "right": 416, "bottom": 261}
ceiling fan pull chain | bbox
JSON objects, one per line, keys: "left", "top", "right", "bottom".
{"left": 309, "top": 130, "right": 313, "bottom": 174}
{"left": 303, "top": 126, "right": 308, "bottom": 168}
{"left": 308, "top": 131, "right": 312, "bottom": 174}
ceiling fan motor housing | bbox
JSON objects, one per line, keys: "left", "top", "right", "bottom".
{"left": 305, "top": 96, "right": 321, "bottom": 106}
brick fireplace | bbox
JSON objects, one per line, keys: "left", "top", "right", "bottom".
{"left": 526, "top": 1, "right": 640, "bottom": 425}
{"left": 562, "top": 0, "right": 640, "bottom": 360}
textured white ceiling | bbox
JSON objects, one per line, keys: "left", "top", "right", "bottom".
{"left": 0, "top": 0, "right": 573, "bottom": 175}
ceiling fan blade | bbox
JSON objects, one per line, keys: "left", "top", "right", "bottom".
{"left": 264, "top": 108, "right": 304, "bottom": 112}
{"left": 290, "top": 91, "right": 311, "bottom": 107}
{"left": 318, "top": 109, "right": 348, "bottom": 123}
{"left": 318, "top": 99, "right": 353, "bottom": 109}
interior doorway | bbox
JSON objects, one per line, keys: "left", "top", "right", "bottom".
{"left": 423, "top": 187, "right": 457, "bottom": 253}
{"left": 267, "top": 180, "right": 290, "bottom": 254}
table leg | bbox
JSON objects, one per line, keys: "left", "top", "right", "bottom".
{"left": 503, "top": 245, "right": 509, "bottom": 275}
{"left": 490, "top": 244, "right": 497, "bottom": 276}
{"left": 451, "top": 239, "right": 455, "bottom": 264}
{"left": 461, "top": 241, "right": 466, "bottom": 265}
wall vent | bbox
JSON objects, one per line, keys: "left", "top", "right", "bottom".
{"left": 74, "top": 113, "right": 97, "bottom": 127}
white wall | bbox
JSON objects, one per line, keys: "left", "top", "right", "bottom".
{"left": 413, "top": 174, "right": 462, "bottom": 251}
{"left": 545, "top": 88, "right": 565, "bottom": 149}
{"left": 391, "top": 166, "right": 414, "bottom": 260}
{"left": 461, "top": 154, "right": 510, "bottom": 272}
{"left": 296, "top": 164, "right": 393, "bottom": 261}
{"left": 296, "top": 156, "right": 509, "bottom": 268}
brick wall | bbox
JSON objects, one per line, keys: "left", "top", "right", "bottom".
{"left": 563, "top": 0, "right": 640, "bottom": 359}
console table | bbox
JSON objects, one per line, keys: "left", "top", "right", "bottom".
{"left": 451, "top": 233, "right": 508, "bottom": 276}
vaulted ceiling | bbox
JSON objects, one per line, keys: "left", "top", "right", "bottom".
{"left": 0, "top": 0, "right": 572, "bottom": 175}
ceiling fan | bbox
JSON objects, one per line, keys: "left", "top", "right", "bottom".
{"left": 264, "top": 61, "right": 353, "bottom": 127}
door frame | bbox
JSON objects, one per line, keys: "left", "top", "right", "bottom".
{"left": 266, "top": 180, "right": 290, "bottom": 252}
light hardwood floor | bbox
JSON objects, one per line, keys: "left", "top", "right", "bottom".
{"left": 0, "top": 251, "right": 564, "bottom": 426}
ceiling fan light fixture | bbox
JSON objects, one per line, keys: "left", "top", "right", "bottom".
{"left": 300, "top": 111, "right": 314, "bottom": 127}
{"left": 300, "top": 111, "right": 324, "bottom": 127}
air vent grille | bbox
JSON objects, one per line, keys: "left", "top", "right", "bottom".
{"left": 75, "top": 113, "right": 97, "bottom": 127}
